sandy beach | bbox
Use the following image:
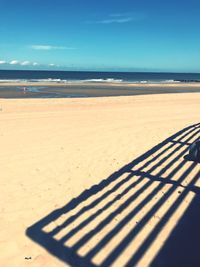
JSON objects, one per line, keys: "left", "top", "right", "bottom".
{"left": 0, "top": 92, "right": 200, "bottom": 267}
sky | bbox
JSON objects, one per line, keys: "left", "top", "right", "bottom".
{"left": 0, "top": 0, "right": 200, "bottom": 72}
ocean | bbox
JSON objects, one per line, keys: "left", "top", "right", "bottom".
{"left": 1, "top": 69, "right": 200, "bottom": 83}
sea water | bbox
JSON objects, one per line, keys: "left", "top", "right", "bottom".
{"left": 0, "top": 70, "right": 200, "bottom": 84}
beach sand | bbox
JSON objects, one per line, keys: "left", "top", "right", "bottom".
{"left": 0, "top": 93, "right": 200, "bottom": 267}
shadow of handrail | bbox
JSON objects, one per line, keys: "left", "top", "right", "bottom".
{"left": 26, "top": 123, "right": 200, "bottom": 267}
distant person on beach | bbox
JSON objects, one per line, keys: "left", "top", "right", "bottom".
{"left": 23, "top": 87, "right": 27, "bottom": 94}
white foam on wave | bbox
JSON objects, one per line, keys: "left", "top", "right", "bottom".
{"left": 130, "top": 79, "right": 181, "bottom": 84}
{"left": 29, "top": 78, "right": 68, "bottom": 83}
{"left": 0, "top": 78, "right": 183, "bottom": 84}
{"left": 26, "top": 78, "right": 124, "bottom": 83}
{"left": 0, "top": 78, "right": 68, "bottom": 83}
{"left": 159, "top": 79, "right": 181, "bottom": 83}
{"left": 82, "top": 78, "right": 123, "bottom": 83}
{"left": 0, "top": 79, "right": 28, "bottom": 83}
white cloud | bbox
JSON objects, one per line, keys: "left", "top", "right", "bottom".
{"left": 31, "top": 45, "right": 75, "bottom": 50}
{"left": 88, "top": 12, "right": 146, "bottom": 25}
{"left": 3, "top": 59, "right": 57, "bottom": 68}
{"left": 21, "top": 61, "right": 30, "bottom": 66}
{"left": 31, "top": 45, "right": 54, "bottom": 50}
{"left": 10, "top": 60, "right": 19, "bottom": 65}
{"left": 97, "top": 17, "right": 133, "bottom": 24}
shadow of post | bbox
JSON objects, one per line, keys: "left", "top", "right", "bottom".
{"left": 26, "top": 123, "right": 200, "bottom": 267}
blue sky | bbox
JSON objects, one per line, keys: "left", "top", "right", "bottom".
{"left": 0, "top": 0, "right": 200, "bottom": 72}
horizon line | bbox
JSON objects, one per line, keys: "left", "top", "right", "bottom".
{"left": 0, "top": 68, "right": 200, "bottom": 74}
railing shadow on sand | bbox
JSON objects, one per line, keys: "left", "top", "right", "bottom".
{"left": 26, "top": 123, "right": 200, "bottom": 267}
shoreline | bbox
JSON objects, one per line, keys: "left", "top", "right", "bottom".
{"left": 1, "top": 82, "right": 200, "bottom": 98}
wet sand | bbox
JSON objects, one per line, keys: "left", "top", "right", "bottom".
{"left": 1, "top": 82, "right": 200, "bottom": 98}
